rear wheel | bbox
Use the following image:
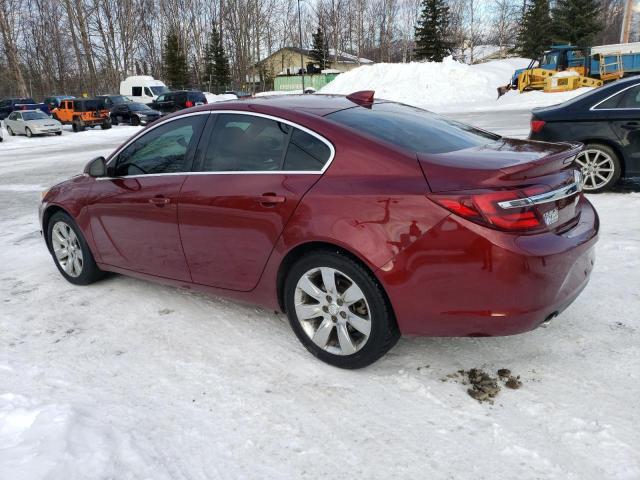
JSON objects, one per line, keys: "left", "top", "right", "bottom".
{"left": 47, "top": 211, "right": 104, "bottom": 285}
{"left": 284, "top": 250, "right": 399, "bottom": 369}
{"left": 55, "top": 131, "right": 62, "bottom": 136}
{"left": 575, "top": 144, "right": 621, "bottom": 192}
{"left": 72, "top": 119, "right": 85, "bottom": 132}
{"left": 25, "top": 127, "right": 33, "bottom": 138}
{"left": 111, "top": 115, "right": 118, "bottom": 126}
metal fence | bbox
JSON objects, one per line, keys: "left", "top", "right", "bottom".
{"left": 274, "top": 73, "right": 340, "bottom": 92}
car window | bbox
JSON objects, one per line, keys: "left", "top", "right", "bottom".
{"left": 115, "top": 115, "right": 207, "bottom": 176}
{"left": 144, "top": 87, "right": 153, "bottom": 97}
{"left": 327, "top": 102, "right": 499, "bottom": 154}
{"left": 132, "top": 86, "right": 142, "bottom": 97}
{"left": 156, "top": 95, "right": 165, "bottom": 102}
{"left": 8, "top": 112, "right": 18, "bottom": 120}
{"left": 200, "top": 114, "right": 289, "bottom": 172}
{"left": 594, "top": 92, "right": 622, "bottom": 109}
{"left": 283, "top": 128, "right": 331, "bottom": 171}
{"left": 617, "top": 85, "right": 640, "bottom": 108}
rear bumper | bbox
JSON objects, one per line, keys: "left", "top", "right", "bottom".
{"left": 378, "top": 196, "right": 599, "bottom": 337}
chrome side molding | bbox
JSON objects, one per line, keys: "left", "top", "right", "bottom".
{"left": 498, "top": 170, "right": 583, "bottom": 209}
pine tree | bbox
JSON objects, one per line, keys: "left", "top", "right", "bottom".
{"left": 204, "top": 25, "right": 231, "bottom": 90}
{"left": 414, "top": 0, "right": 452, "bottom": 62}
{"left": 551, "top": 0, "right": 601, "bottom": 46}
{"left": 310, "top": 27, "right": 330, "bottom": 70}
{"left": 517, "top": 0, "right": 552, "bottom": 60}
{"left": 163, "top": 28, "right": 188, "bottom": 89}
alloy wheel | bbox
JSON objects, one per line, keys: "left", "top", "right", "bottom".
{"left": 575, "top": 149, "right": 615, "bottom": 191}
{"left": 51, "top": 221, "right": 84, "bottom": 277}
{"left": 294, "top": 267, "right": 372, "bottom": 356}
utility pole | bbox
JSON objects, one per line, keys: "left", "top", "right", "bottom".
{"left": 297, "top": 0, "right": 305, "bottom": 92}
{"left": 620, "top": 0, "right": 633, "bottom": 43}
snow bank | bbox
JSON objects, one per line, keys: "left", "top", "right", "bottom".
{"left": 204, "top": 93, "right": 237, "bottom": 103}
{"left": 319, "top": 57, "right": 593, "bottom": 113}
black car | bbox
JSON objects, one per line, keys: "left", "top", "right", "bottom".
{"left": 110, "top": 102, "right": 160, "bottom": 126}
{"left": 150, "top": 90, "right": 207, "bottom": 115}
{"left": 95, "top": 95, "right": 133, "bottom": 110}
{"left": 530, "top": 77, "right": 640, "bottom": 192}
{"left": 0, "top": 97, "right": 50, "bottom": 120}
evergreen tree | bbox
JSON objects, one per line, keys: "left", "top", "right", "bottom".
{"left": 517, "top": 0, "right": 552, "bottom": 60}
{"left": 310, "top": 27, "right": 330, "bottom": 70}
{"left": 551, "top": 0, "right": 601, "bottom": 46}
{"left": 163, "top": 27, "right": 188, "bottom": 89}
{"left": 414, "top": 0, "right": 452, "bottom": 62}
{"left": 204, "top": 25, "right": 231, "bottom": 89}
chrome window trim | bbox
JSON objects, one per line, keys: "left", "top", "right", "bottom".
{"left": 589, "top": 82, "right": 640, "bottom": 111}
{"left": 99, "top": 109, "right": 335, "bottom": 181}
{"left": 498, "top": 170, "right": 583, "bottom": 209}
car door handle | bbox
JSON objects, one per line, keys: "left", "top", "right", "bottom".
{"left": 148, "top": 196, "right": 171, "bottom": 207}
{"left": 253, "top": 193, "right": 286, "bottom": 206}
{"left": 622, "top": 122, "right": 640, "bottom": 130}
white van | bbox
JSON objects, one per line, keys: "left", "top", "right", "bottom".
{"left": 120, "top": 76, "right": 169, "bottom": 105}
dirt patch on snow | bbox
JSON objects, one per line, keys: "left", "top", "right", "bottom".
{"left": 442, "top": 368, "right": 523, "bottom": 403}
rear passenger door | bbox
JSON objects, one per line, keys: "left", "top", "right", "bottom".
{"left": 178, "top": 112, "right": 333, "bottom": 291}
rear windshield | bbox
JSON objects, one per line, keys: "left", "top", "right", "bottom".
{"left": 326, "top": 102, "right": 499, "bottom": 154}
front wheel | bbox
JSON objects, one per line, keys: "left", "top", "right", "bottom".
{"left": 25, "top": 127, "right": 33, "bottom": 138}
{"left": 7, "top": 126, "right": 14, "bottom": 136}
{"left": 101, "top": 120, "right": 112, "bottom": 130}
{"left": 575, "top": 144, "right": 621, "bottom": 192}
{"left": 284, "top": 251, "right": 399, "bottom": 369}
{"left": 47, "top": 211, "right": 104, "bottom": 285}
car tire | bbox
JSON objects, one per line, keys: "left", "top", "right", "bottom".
{"left": 46, "top": 211, "right": 104, "bottom": 286}
{"left": 101, "top": 120, "right": 112, "bottom": 130}
{"left": 131, "top": 116, "right": 140, "bottom": 126}
{"left": 111, "top": 115, "right": 118, "bottom": 126}
{"left": 7, "top": 126, "right": 14, "bottom": 136}
{"left": 55, "top": 131, "right": 62, "bottom": 136}
{"left": 25, "top": 127, "right": 33, "bottom": 138}
{"left": 284, "top": 250, "right": 399, "bottom": 369}
{"left": 576, "top": 143, "right": 622, "bottom": 193}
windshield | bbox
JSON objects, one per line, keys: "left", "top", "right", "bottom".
{"left": 22, "top": 111, "right": 49, "bottom": 120}
{"left": 150, "top": 86, "right": 169, "bottom": 95}
{"left": 327, "top": 102, "right": 500, "bottom": 154}
{"left": 129, "top": 103, "right": 150, "bottom": 111}
{"left": 541, "top": 52, "right": 559, "bottom": 66}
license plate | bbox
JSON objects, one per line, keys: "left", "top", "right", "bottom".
{"left": 543, "top": 208, "right": 559, "bottom": 226}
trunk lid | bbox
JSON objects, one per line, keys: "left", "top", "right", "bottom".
{"left": 421, "top": 138, "right": 584, "bottom": 233}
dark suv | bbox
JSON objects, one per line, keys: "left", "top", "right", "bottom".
{"left": 149, "top": 90, "right": 207, "bottom": 115}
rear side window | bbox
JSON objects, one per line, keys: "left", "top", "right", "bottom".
{"left": 200, "top": 114, "right": 289, "bottom": 172}
{"left": 115, "top": 115, "right": 207, "bottom": 176}
{"left": 188, "top": 92, "right": 206, "bottom": 103}
{"left": 327, "top": 102, "right": 499, "bottom": 154}
{"left": 132, "top": 87, "right": 142, "bottom": 96}
{"left": 284, "top": 129, "right": 331, "bottom": 171}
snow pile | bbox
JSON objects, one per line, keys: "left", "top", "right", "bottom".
{"left": 319, "top": 57, "right": 593, "bottom": 112}
{"left": 204, "top": 93, "right": 237, "bottom": 103}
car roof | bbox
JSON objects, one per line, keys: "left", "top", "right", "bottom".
{"left": 202, "top": 94, "right": 359, "bottom": 117}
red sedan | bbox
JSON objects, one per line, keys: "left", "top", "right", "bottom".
{"left": 40, "top": 92, "right": 599, "bottom": 368}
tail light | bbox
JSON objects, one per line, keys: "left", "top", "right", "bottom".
{"left": 429, "top": 186, "right": 554, "bottom": 232}
{"left": 530, "top": 119, "right": 546, "bottom": 134}
{"left": 185, "top": 100, "right": 194, "bottom": 108}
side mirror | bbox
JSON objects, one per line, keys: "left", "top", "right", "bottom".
{"left": 84, "top": 156, "right": 107, "bottom": 178}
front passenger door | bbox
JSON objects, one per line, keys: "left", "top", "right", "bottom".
{"left": 88, "top": 113, "right": 209, "bottom": 280}
{"left": 608, "top": 84, "right": 640, "bottom": 175}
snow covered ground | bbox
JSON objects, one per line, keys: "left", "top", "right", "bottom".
{"left": 1, "top": 113, "right": 639, "bottom": 479}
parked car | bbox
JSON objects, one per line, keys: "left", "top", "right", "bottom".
{"left": 95, "top": 94, "right": 133, "bottom": 110}
{"left": 52, "top": 98, "right": 111, "bottom": 132}
{"left": 225, "top": 90, "right": 251, "bottom": 99}
{"left": 0, "top": 97, "right": 50, "bottom": 120}
{"left": 110, "top": 102, "right": 160, "bottom": 126}
{"left": 149, "top": 90, "right": 207, "bottom": 115}
{"left": 5, "top": 110, "right": 62, "bottom": 137}
{"left": 43, "top": 95, "right": 75, "bottom": 111}
{"left": 530, "top": 76, "right": 640, "bottom": 192}
{"left": 120, "top": 75, "right": 169, "bottom": 105}
{"left": 40, "top": 92, "right": 598, "bottom": 368}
